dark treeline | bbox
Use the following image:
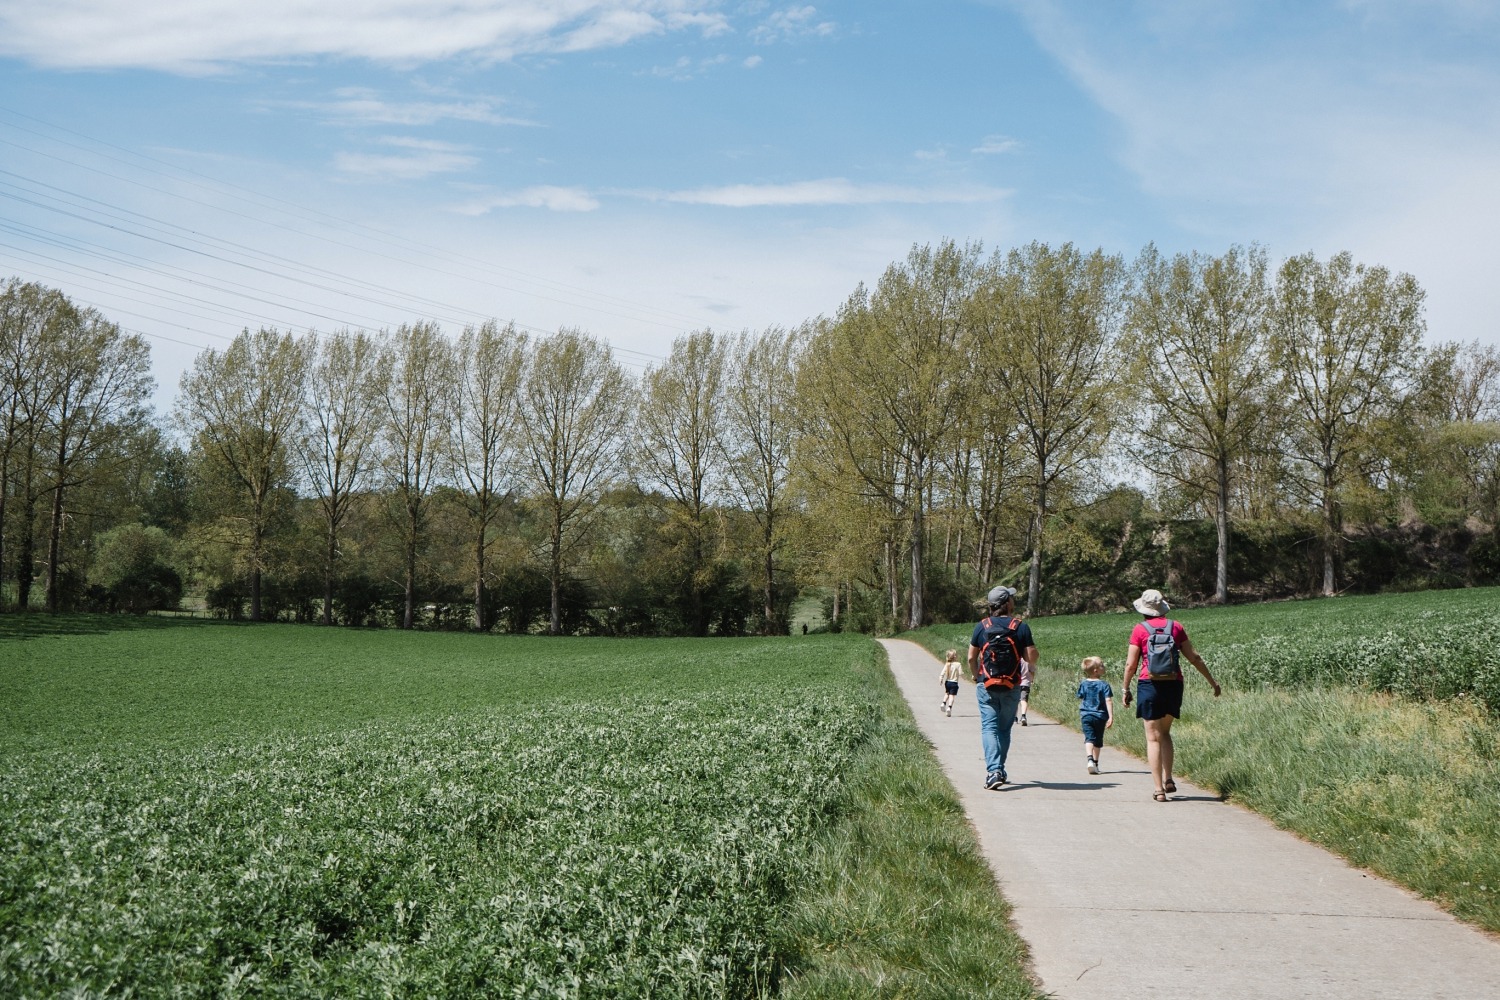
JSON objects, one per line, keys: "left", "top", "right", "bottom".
{"left": 2, "top": 241, "right": 1496, "bottom": 634}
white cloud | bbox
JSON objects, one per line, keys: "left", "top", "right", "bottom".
{"left": 666, "top": 10, "right": 731, "bottom": 36}
{"left": 646, "top": 52, "right": 730, "bottom": 79}
{"left": 274, "top": 88, "right": 536, "bottom": 127}
{"left": 751, "top": 5, "right": 836, "bottom": 44}
{"left": 743, "top": 54, "right": 763, "bottom": 68}
{"left": 454, "top": 186, "right": 601, "bottom": 214}
{"left": 0, "top": 1, "right": 730, "bottom": 72}
{"left": 650, "top": 178, "right": 1009, "bottom": 207}
{"left": 335, "top": 137, "right": 478, "bottom": 179}
{"left": 972, "top": 135, "right": 1020, "bottom": 156}
{"left": 556, "top": 9, "right": 664, "bottom": 53}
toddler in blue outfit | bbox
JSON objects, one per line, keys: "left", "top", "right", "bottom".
{"left": 1077, "top": 656, "right": 1114, "bottom": 774}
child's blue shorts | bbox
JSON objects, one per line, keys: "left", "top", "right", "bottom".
{"left": 1080, "top": 714, "right": 1107, "bottom": 747}
{"left": 944, "top": 680, "right": 960, "bottom": 695}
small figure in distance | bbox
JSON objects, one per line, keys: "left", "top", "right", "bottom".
{"left": 968, "top": 585, "right": 1038, "bottom": 790}
{"left": 1121, "top": 589, "right": 1222, "bottom": 801}
{"left": 939, "top": 648, "right": 963, "bottom": 717}
{"left": 1077, "top": 656, "right": 1114, "bottom": 774}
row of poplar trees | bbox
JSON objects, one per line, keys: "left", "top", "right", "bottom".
{"left": 802, "top": 240, "right": 1495, "bottom": 627}
{"left": 2, "top": 239, "right": 1496, "bottom": 632}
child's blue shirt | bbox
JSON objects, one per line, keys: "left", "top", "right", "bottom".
{"left": 1077, "top": 678, "right": 1112, "bottom": 719}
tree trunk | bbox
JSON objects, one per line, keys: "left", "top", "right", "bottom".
{"left": 1027, "top": 476, "right": 1047, "bottom": 616}
{"left": 250, "top": 519, "right": 263, "bottom": 622}
{"left": 908, "top": 502, "right": 925, "bottom": 630}
{"left": 885, "top": 540, "right": 899, "bottom": 624}
{"left": 474, "top": 524, "right": 486, "bottom": 632}
{"left": 403, "top": 523, "right": 417, "bottom": 630}
{"left": 762, "top": 516, "right": 775, "bottom": 636}
{"left": 952, "top": 527, "right": 962, "bottom": 585}
{"left": 323, "top": 524, "right": 336, "bottom": 626}
{"left": 1215, "top": 454, "right": 1230, "bottom": 604}
{"left": 549, "top": 514, "right": 563, "bottom": 636}
{"left": 17, "top": 514, "right": 34, "bottom": 610}
{"left": 0, "top": 453, "right": 9, "bottom": 613}
{"left": 1322, "top": 465, "right": 1338, "bottom": 598}
{"left": 691, "top": 522, "right": 706, "bottom": 637}
{"left": 1321, "top": 441, "right": 1338, "bottom": 598}
{"left": 979, "top": 524, "right": 993, "bottom": 583}
{"left": 831, "top": 582, "right": 840, "bottom": 626}
{"left": 45, "top": 476, "right": 64, "bottom": 614}
{"left": 16, "top": 461, "right": 36, "bottom": 611}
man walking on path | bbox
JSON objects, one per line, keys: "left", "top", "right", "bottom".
{"left": 968, "top": 585, "right": 1038, "bottom": 789}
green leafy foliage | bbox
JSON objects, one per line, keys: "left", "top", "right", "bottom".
{"left": 1, "top": 698, "right": 866, "bottom": 997}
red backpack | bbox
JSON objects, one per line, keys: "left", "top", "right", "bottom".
{"left": 977, "top": 616, "right": 1024, "bottom": 690}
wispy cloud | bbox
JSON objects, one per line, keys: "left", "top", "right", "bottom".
{"left": 335, "top": 137, "right": 477, "bottom": 180}
{"left": 650, "top": 178, "right": 1008, "bottom": 207}
{"left": 273, "top": 88, "right": 536, "bottom": 127}
{"left": 751, "top": 5, "right": 837, "bottom": 45}
{"left": 0, "top": 1, "right": 731, "bottom": 73}
{"left": 646, "top": 53, "right": 731, "bottom": 80}
{"left": 454, "top": 186, "right": 601, "bottom": 214}
{"left": 972, "top": 135, "right": 1020, "bottom": 156}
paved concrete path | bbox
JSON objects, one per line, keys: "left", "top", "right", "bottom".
{"left": 881, "top": 638, "right": 1500, "bottom": 1000}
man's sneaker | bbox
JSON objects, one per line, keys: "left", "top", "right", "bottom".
{"left": 1087, "top": 757, "right": 1099, "bottom": 775}
{"left": 1020, "top": 714, "right": 1028, "bottom": 726}
{"left": 984, "top": 771, "right": 1005, "bottom": 790}
{"left": 945, "top": 705, "right": 952, "bottom": 716}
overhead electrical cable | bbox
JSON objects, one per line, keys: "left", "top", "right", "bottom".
{"left": 0, "top": 106, "right": 714, "bottom": 336}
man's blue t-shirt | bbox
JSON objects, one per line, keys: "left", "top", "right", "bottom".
{"left": 969, "top": 616, "right": 1035, "bottom": 655}
{"left": 1077, "top": 678, "right": 1112, "bottom": 719}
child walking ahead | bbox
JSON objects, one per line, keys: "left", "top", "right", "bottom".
{"left": 1077, "top": 656, "right": 1114, "bottom": 774}
{"left": 939, "top": 649, "right": 963, "bottom": 717}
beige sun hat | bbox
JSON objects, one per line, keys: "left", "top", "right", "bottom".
{"left": 1132, "top": 588, "right": 1170, "bottom": 616}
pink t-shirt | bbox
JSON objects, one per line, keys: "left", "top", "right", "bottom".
{"left": 1129, "top": 618, "right": 1189, "bottom": 681}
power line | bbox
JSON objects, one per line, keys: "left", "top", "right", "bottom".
{"left": 0, "top": 106, "right": 710, "bottom": 340}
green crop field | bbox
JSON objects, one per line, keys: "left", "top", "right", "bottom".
{"left": 0, "top": 618, "right": 1042, "bottom": 999}
{"left": 912, "top": 585, "right": 1500, "bottom": 932}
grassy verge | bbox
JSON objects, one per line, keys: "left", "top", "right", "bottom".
{"left": 777, "top": 643, "right": 1043, "bottom": 999}
{"left": 909, "top": 590, "right": 1500, "bottom": 933}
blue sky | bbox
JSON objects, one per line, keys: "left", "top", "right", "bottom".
{"left": 1, "top": 0, "right": 1497, "bottom": 407}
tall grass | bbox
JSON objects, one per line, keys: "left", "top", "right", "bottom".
{"left": 910, "top": 586, "right": 1500, "bottom": 933}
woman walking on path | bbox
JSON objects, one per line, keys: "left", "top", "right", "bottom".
{"left": 1120, "top": 589, "right": 1221, "bottom": 801}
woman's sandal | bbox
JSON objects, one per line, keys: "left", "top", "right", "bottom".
{"left": 1153, "top": 790, "right": 1168, "bottom": 802}
{"left": 1163, "top": 779, "right": 1177, "bottom": 794}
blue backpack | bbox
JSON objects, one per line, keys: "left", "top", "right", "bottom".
{"left": 1143, "top": 621, "right": 1180, "bottom": 679}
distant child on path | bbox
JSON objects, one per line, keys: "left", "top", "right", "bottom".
{"left": 940, "top": 649, "right": 963, "bottom": 717}
{"left": 1077, "top": 656, "right": 1114, "bottom": 774}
